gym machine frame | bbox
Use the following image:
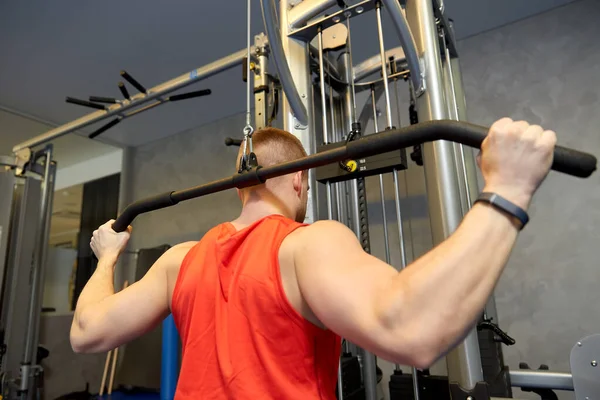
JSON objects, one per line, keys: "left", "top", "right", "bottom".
{"left": 6, "top": 0, "right": 599, "bottom": 399}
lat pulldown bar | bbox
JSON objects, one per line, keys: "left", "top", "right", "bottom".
{"left": 111, "top": 120, "right": 597, "bottom": 232}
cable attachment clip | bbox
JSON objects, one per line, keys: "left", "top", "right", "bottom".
{"left": 238, "top": 125, "right": 259, "bottom": 173}
{"left": 339, "top": 122, "right": 362, "bottom": 172}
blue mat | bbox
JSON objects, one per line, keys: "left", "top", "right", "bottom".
{"left": 96, "top": 391, "right": 160, "bottom": 400}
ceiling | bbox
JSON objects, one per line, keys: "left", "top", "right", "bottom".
{"left": 0, "top": 0, "right": 576, "bottom": 149}
{"left": 0, "top": 109, "right": 119, "bottom": 169}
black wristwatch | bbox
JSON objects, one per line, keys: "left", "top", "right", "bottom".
{"left": 474, "top": 192, "right": 529, "bottom": 230}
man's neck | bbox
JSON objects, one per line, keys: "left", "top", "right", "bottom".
{"left": 232, "top": 197, "right": 292, "bottom": 230}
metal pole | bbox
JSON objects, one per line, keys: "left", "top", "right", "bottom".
{"left": 404, "top": 0, "right": 484, "bottom": 389}
{"left": 13, "top": 49, "right": 249, "bottom": 153}
{"left": 375, "top": 3, "right": 393, "bottom": 129}
{"left": 318, "top": 28, "right": 329, "bottom": 145}
{"left": 370, "top": 87, "right": 391, "bottom": 264}
{"left": 21, "top": 146, "right": 56, "bottom": 397}
{"left": 392, "top": 171, "right": 420, "bottom": 398}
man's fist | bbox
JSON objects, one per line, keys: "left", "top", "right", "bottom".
{"left": 479, "top": 118, "right": 557, "bottom": 209}
{"left": 90, "top": 220, "right": 132, "bottom": 261}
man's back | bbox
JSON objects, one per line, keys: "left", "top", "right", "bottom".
{"left": 172, "top": 215, "right": 341, "bottom": 400}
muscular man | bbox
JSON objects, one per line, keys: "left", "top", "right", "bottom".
{"left": 71, "top": 118, "right": 556, "bottom": 399}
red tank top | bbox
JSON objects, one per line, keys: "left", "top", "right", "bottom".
{"left": 171, "top": 215, "right": 341, "bottom": 400}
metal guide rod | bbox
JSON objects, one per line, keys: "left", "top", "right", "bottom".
{"left": 13, "top": 48, "right": 249, "bottom": 153}
{"left": 337, "top": 359, "right": 344, "bottom": 400}
{"left": 346, "top": 17, "right": 357, "bottom": 116}
{"left": 375, "top": 3, "right": 394, "bottom": 129}
{"left": 370, "top": 86, "right": 391, "bottom": 264}
{"left": 443, "top": 35, "right": 472, "bottom": 208}
{"left": 318, "top": 28, "right": 329, "bottom": 144}
{"left": 405, "top": 0, "right": 482, "bottom": 389}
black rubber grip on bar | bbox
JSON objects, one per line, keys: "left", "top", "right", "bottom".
{"left": 89, "top": 96, "right": 117, "bottom": 104}
{"left": 65, "top": 96, "right": 106, "bottom": 110}
{"left": 225, "top": 137, "right": 243, "bottom": 146}
{"left": 169, "top": 89, "right": 212, "bottom": 102}
{"left": 120, "top": 70, "right": 147, "bottom": 93}
{"left": 345, "top": 120, "right": 597, "bottom": 178}
{"left": 88, "top": 118, "right": 121, "bottom": 139}
{"left": 119, "top": 82, "right": 131, "bottom": 100}
{"left": 112, "top": 191, "right": 177, "bottom": 232}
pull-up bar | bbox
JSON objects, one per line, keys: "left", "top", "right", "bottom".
{"left": 112, "top": 120, "right": 597, "bottom": 232}
{"left": 12, "top": 49, "right": 251, "bottom": 153}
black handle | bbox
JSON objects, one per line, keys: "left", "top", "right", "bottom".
{"left": 225, "top": 137, "right": 243, "bottom": 146}
{"left": 65, "top": 96, "right": 106, "bottom": 110}
{"left": 346, "top": 121, "right": 597, "bottom": 178}
{"left": 88, "top": 118, "right": 121, "bottom": 139}
{"left": 120, "top": 70, "right": 147, "bottom": 93}
{"left": 242, "top": 57, "right": 248, "bottom": 83}
{"left": 118, "top": 82, "right": 131, "bottom": 100}
{"left": 112, "top": 120, "right": 597, "bottom": 230}
{"left": 169, "top": 89, "right": 212, "bottom": 102}
{"left": 112, "top": 191, "right": 177, "bottom": 232}
{"left": 89, "top": 96, "right": 117, "bottom": 104}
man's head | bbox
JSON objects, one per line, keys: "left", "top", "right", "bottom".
{"left": 236, "top": 127, "right": 309, "bottom": 222}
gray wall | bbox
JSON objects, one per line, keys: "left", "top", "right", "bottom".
{"left": 91, "top": 0, "right": 600, "bottom": 398}
{"left": 459, "top": 0, "right": 600, "bottom": 398}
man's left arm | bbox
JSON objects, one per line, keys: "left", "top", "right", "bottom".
{"left": 70, "top": 221, "right": 188, "bottom": 353}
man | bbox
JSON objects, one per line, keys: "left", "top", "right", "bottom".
{"left": 71, "top": 117, "right": 556, "bottom": 399}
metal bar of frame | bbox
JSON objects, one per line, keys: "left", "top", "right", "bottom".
{"left": 255, "top": 35, "right": 270, "bottom": 130}
{"left": 19, "top": 147, "right": 55, "bottom": 397}
{"left": 262, "top": 0, "right": 310, "bottom": 126}
{"left": 276, "top": 0, "right": 317, "bottom": 223}
{"left": 353, "top": 47, "right": 406, "bottom": 82}
{"left": 288, "top": 0, "right": 338, "bottom": 29}
{"left": 509, "top": 370, "right": 574, "bottom": 391}
{"left": 288, "top": 0, "right": 377, "bottom": 41}
{"left": 13, "top": 49, "right": 250, "bottom": 153}
{"left": 404, "top": 0, "right": 484, "bottom": 390}
{"left": 380, "top": 0, "right": 424, "bottom": 95}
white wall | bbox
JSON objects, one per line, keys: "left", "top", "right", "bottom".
{"left": 54, "top": 149, "right": 123, "bottom": 191}
{"left": 43, "top": 247, "right": 77, "bottom": 314}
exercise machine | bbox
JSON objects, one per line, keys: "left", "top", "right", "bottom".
{"left": 4, "top": 0, "right": 599, "bottom": 399}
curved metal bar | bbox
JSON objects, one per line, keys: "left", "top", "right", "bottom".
{"left": 380, "top": 0, "right": 424, "bottom": 94}
{"left": 289, "top": 0, "right": 337, "bottom": 30}
{"left": 358, "top": 84, "right": 384, "bottom": 130}
{"left": 261, "top": 0, "right": 309, "bottom": 125}
{"left": 354, "top": 46, "right": 407, "bottom": 82}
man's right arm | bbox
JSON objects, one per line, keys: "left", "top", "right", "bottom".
{"left": 293, "top": 118, "right": 556, "bottom": 368}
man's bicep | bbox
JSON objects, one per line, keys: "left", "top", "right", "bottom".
{"left": 96, "top": 247, "right": 185, "bottom": 349}
{"left": 294, "top": 221, "right": 398, "bottom": 349}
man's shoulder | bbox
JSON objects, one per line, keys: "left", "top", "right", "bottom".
{"left": 284, "top": 219, "right": 354, "bottom": 250}
{"left": 161, "top": 241, "right": 198, "bottom": 268}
